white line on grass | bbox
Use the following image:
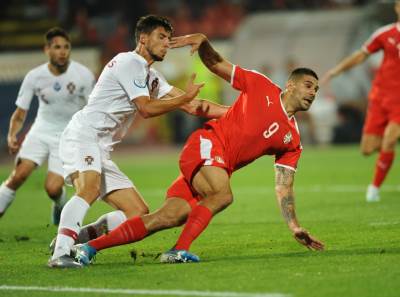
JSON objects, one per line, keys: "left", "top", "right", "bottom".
{"left": 141, "top": 185, "right": 400, "bottom": 196}
{"left": 0, "top": 285, "right": 290, "bottom": 297}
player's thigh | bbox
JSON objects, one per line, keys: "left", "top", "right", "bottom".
{"left": 72, "top": 170, "right": 101, "bottom": 204}
{"left": 103, "top": 187, "right": 149, "bottom": 218}
{"left": 381, "top": 122, "right": 400, "bottom": 151}
{"left": 360, "top": 134, "right": 382, "bottom": 155}
{"left": 44, "top": 171, "right": 65, "bottom": 198}
{"left": 192, "top": 166, "right": 233, "bottom": 213}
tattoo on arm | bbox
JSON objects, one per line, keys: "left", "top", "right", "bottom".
{"left": 280, "top": 195, "right": 296, "bottom": 224}
{"left": 275, "top": 166, "right": 297, "bottom": 225}
{"left": 198, "top": 40, "right": 223, "bottom": 69}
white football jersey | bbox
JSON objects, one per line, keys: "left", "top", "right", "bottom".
{"left": 73, "top": 51, "right": 173, "bottom": 150}
{"left": 16, "top": 60, "right": 95, "bottom": 134}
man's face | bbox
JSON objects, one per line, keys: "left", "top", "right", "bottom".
{"left": 45, "top": 36, "right": 71, "bottom": 69}
{"left": 143, "top": 27, "right": 171, "bottom": 61}
{"left": 288, "top": 75, "right": 319, "bottom": 111}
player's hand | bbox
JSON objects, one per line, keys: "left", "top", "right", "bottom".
{"left": 292, "top": 227, "right": 324, "bottom": 251}
{"left": 184, "top": 73, "right": 204, "bottom": 102}
{"left": 7, "top": 135, "right": 19, "bottom": 154}
{"left": 169, "top": 34, "right": 207, "bottom": 55}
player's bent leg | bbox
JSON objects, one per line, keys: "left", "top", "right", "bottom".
{"left": 77, "top": 188, "right": 149, "bottom": 243}
{"left": 45, "top": 172, "right": 67, "bottom": 225}
{"left": 170, "top": 166, "right": 233, "bottom": 257}
{"left": 75, "top": 198, "right": 192, "bottom": 266}
{"left": 0, "top": 159, "right": 36, "bottom": 217}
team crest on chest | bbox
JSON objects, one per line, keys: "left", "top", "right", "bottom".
{"left": 84, "top": 155, "right": 94, "bottom": 165}
{"left": 67, "top": 82, "right": 76, "bottom": 94}
{"left": 283, "top": 131, "right": 292, "bottom": 144}
{"left": 53, "top": 82, "right": 62, "bottom": 91}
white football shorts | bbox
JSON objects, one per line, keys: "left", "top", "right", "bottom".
{"left": 17, "top": 130, "right": 64, "bottom": 176}
{"left": 59, "top": 124, "right": 134, "bottom": 199}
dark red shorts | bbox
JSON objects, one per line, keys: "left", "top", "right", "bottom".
{"left": 363, "top": 98, "right": 400, "bottom": 135}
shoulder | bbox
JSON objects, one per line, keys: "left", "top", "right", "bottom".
{"left": 370, "top": 23, "right": 397, "bottom": 39}
{"left": 237, "top": 66, "right": 280, "bottom": 87}
{"left": 23, "top": 63, "right": 47, "bottom": 83}
{"left": 70, "top": 61, "right": 94, "bottom": 77}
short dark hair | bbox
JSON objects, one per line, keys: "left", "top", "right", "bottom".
{"left": 135, "top": 15, "right": 173, "bottom": 43}
{"left": 45, "top": 27, "right": 70, "bottom": 45}
{"left": 289, "top": 67, "right": 319, "bottom": 81}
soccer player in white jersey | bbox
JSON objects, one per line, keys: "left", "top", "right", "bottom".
{"left": 0, "top": 27, "right": 95, "bottom": 225}
{"left": 48, "top": 15, "right": 228, "bottom": 268}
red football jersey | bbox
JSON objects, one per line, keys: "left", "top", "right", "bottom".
{"left": 363, "top": 22, "right": 400, "bottom": 99}
{"left": 205, "top": 66, "right": 302, "bottom": 172}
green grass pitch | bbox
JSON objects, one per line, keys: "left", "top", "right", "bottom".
{"left": 0, "top": 145, "right": 399, "bottom": 297}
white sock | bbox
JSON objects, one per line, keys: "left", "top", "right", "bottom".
{"left": 77, "top": 210, "right": 127, "bottom": 243}
{"left": 0, "top": 183, "right": 16, "bottom": 215}
{"left": 52, "top": 196, "right": 90, "bottom": 259}
{"left": 54, "top": 186, "right": 67, "bottom": 207}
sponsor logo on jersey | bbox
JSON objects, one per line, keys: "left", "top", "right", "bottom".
{"left": 215, "top": 156, "right": 225, "bottom": 164}
{"left": 67, "top": 82, "right": 76, "bottom": 94}
{"left": 283, "top": 131, "right": 292, "bottom": 144}
{"left": 84, "top": 155, "right": 94, "bottom": 165}
{"left": 53, "top": 82, "right": 62, "bottom": 92}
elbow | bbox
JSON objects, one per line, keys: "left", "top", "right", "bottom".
{"left": 136, "top": 105, "right": 152, "bottom": 119}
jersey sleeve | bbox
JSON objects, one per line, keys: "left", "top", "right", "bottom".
{"left": 15, "top": 71, "right": 35, "bottom": 110}
{"left": 82, "top": 68, "right": 96, "bottom": 100}
{"left": 153, "top": 69, "right": 173, "bottom": 99}
{"left": 113, "top": 58, "right": 149, "bottom": 100}
{"left": 231, "top": 65, "right": 275, "bottom": 92}
{"left": 362, "top": 28, "right": 384, "bottom": 54}
{"left": 274, "top": 145, "right": 302, "bottom": 172}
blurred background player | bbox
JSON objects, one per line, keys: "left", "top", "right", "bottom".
{"left": 48, "top": 15, "right": 228, "bottom": 268}
{"left": 322, "top": 0, "right": 400, "bottom": 202}
{"left": 74, "top": 33, "right": 324, "bottom": 266}
{"left": 0, "top": 27, "right": 95, "bottom": 224}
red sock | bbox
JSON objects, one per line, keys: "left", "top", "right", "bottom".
{"left": 175, "top": 205, "right": 213, "bottom": 251}
{"left": 88, "top": 216, "right": 148, "bottom": 251}
{"left": 372, "top": 151, "right": 395, "bottom": 187}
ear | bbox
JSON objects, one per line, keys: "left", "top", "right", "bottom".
{"left": 285, "top": 80, "right": 295, "bottom": 91}
{"left": 139, "top": 33, "right": 148, "bottom": 45}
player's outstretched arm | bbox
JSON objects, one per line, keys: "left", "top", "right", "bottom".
{"left": 170, "top": 34, "right": 233, "bottom": 82}
{"left": 133, "top": 74, "right": 204, "bottom": 118}
{"left": 7, "top": 107, "right": 27, "bottom": 154}
{"left": 274, "top": 165, "right": 324, "bottom": 251}
{"left": 163, "top": 87, "right": 229, "bottom": 119}
{"left": 321, "top": 49, "right": 369, "bottom": 84}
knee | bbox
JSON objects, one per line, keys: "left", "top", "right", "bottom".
{"left": 218, "top": 193, "right": 234, "bottom": 210}
{"left": 124, "top": 204, "right": 150, "bottom": 219}
{"left": 76, "top": 185, "right": 100, "bottom": 202}
{"left": 360, "top": 145, "right": 376, "bottom": 156}
{"left": 45, "top": 185, "right": 63, "bottom": 200}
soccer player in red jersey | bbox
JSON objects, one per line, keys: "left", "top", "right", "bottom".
{"left": 322, "top": 1, "right": 400, "bottom": 202}
{"left": 74, "top": 33, "right": 324, "bottom": 266}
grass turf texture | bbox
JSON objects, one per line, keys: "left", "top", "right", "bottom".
{"left": 0, "top": 145, "right": 399, "bottom": 297}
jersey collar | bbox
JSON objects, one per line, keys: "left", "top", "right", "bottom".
{"left": 132, "top": 51, "right": 149, "bottom": 69}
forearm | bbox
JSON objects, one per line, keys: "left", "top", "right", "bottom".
{"left": 198, "top": 37, "right": 223, "bottom": 73}
{"left": 139, "top": 94, "right": 189, "bottom": 118}
{"left": 182, "top": 99, "right": 228, "bottom": 119}
{"left": 329, "top": 50, "right": 368, "bottom": 78}
{"left": 275, "top": 186, "right": 300, "bottom": 231}
{"left": 8, "top": 111, "right": 25, "bottom": 138}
